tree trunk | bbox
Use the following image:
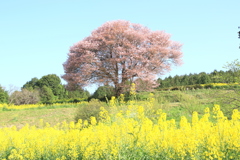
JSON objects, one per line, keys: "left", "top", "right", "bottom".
{"left": 114, "top": 86, "right": 122, "bottom": 97}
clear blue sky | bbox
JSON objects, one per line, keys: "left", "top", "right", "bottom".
{"left": 1, "top": 0, "right": 239, "bottom": 94}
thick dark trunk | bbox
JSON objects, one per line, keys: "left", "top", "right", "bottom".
{"left": 114, "top": 86, "right": 123, "bottom": 97}
{"left": 114, "top": 80, "right": 128, "bottom": 97}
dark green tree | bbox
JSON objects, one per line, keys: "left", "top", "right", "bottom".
{"left": 0, "top": 85, "right": 9, "bottom": 103}
{"left": 181, "top": 74, "right": 189, "bottom": 85}
{"left": 197, "top": 72, "right": 211, "bottom": 84}
{"left": 218, "top": 70, "right": 225, "bottom": 83}
{"left": 173, "top": 75, "right": 181, "bottom": 86}
{"left": 23, "top": 74, "right": 67, "bottom": 100}
{"left": 37, "top": 74, "right": 61, "bottom": 95}
{"left": 39, "top": 86, "right": 55, "bottom": 103}
{"left": 64, "top": 83, "right": 90, "bottom": 100}
{"left": 54, "top": 84, "right": 67, "bottom": 100}
{"left": 167, "top": 76, "right": 174, "bottom": 87}
{"left": 22, "top": 77, "right": 39, "bottom": 90}
{"left": 189, "top": 73, "right": 195, "bottom": 85}
{"left": 67, "top": 89, "right": 90, "bottom": 100}
{"left": 92, "top": 85, "right": 115, "bottom": 101}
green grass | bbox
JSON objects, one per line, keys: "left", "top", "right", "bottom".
{"left": 0, "top": 89, "right": 237, "bottom": 129}
{"left": 150, "top": 89, "right": 232, "bottom": 121}
{"left": 0, "top": 107, "right": 78, "bottom": 129}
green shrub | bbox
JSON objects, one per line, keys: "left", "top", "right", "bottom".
{"left": 54, "top": 98, "right": 86, "bottom": 104}
{"left": 39, "top": 86, "right": 55, "bottom": 104}
{"left": 74, "top": 99, "right": 106, "bottom": 123}
{"left": 214, "top": 89, "right": 240, "bottom": 119}
{"left": 91, "top": 85, "right": 115, "bottom": 101}
{"left": 0, "top": 85, "right": 9, "bottom": 104}
{"left": 135, "top": 92, "right": 152, "bottom": 101}
{"left": 203, "top": 84, "right": 213, "bottom": 89}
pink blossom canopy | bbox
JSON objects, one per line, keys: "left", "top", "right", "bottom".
{"left": 62, "top": 20, "right": 183, "bottom": 95}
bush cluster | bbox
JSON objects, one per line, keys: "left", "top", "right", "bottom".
{"left": 74, "top": 99, "right": 107, "bottom": 123}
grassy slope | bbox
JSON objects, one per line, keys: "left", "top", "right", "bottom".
{"left": 0, "top": 107, "right": 78, "bottom": 129}
{"left": 0, "top": 89, "right": 234, "bottom": 129}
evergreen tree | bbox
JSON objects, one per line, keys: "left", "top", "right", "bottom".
{"left": 64, "top": 83, "right": 90, "bottom": 100}
{"left": 181, "top": 74, "right": 189, "bottom": 85}
{"left": 174, "top": 75, "right": 180, "bottom": 86}
{"left": 40, "top": 86, "right": 55, "bottom": 103}
{"left": 0, "top": 85, "right": 8, "bottom": 103}
{"left": 198, "top": 72, "right": 211, "bottom": 84}
{"left": 92, "top": 85, "right": 115, "bottom": 101}
{"left": 37, "top": 74, "right": 62, "bottom": 96}
{"left": 22, "top": 77, "right": 39, "bottom": 90}
{"left": 23, "top": 74, "right": 67, "bottom": 100}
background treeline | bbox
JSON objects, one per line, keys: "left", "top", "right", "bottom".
{"left": 157, "top": 69, "right": 240, "bottom": 90}
{"left": 0, "top": 74, "right": 90, "bottom": 105}
{"left": 0, "top": 66, "right": 240, "bottom": 105}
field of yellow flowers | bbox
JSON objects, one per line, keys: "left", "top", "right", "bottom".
{"left": 200, "top": 82, "right": 239, "bottom": 88}
{"left": 0, "top": 102, "right": 87, "bottom": 111}
{"left": 0, "top": 95, "right": 240, "bottom": 160}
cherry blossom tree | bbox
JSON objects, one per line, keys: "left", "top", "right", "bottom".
{"left": 62, "top": 20, "right": 183, "bottom": 96}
